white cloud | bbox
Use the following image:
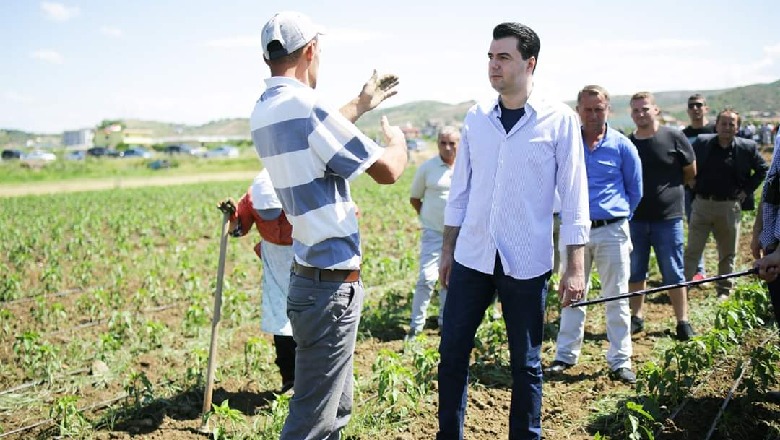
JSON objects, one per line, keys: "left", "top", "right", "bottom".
{"left": 765, "top": 43, "right": 780, "bottom": 57}
{"left": 30, "top": 50, "right": 64, "bottom": 64}
{"left": 100, "top": 26, "right": 123, "bottom": 38}
{"left": 206, "top": 36, "right": 260, "bottom": 49}
{"left": 322, "top": 28, "right": 388, "bottom": 44}
{"left": 551, "top": 38, "right": 709, "bottom": 55}
{"left": 40, "top": 2, "right": 79, "bottom": 22}
{"left": 2, "top": 91, "right": 35, "bottom": 104}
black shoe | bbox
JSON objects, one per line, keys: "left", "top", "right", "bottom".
{"left": 544, "top": 360, "right": 574, "bottom": 374}
{"left": 630, "top": 316, "right": 644, "bottom": 334}
{"left": 767, "top": 390, "right": 780, "bottom": 403}
{"left": 675, "top": 321, "right": 696, "bottom": 341}
{"left": 610, "top": 367, "right": 637, "bottom": 384}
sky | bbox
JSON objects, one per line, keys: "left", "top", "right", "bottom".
{"left": 2, "top": 0, "right": 779, "bottom": 133}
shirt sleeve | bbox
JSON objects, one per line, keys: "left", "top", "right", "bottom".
{"left": 556, "top": 111, "right": 590, "bottom": 246}
{"left": 234, "top": 192, "right": 256, "bottom": 237}
{"left": 308, "top": 104, "right": 384, "bottom": 182}
{"left": 444, "top": 126, "right": 470, "bottom": 227}
{"left": 621, "top": 137, "right": 644, "bottom": 216}
{"left": 410, "top": 162, "right": 427, "bottom": 199}
{"left": 675, "top": 131, "right": 696, "bottom": 166}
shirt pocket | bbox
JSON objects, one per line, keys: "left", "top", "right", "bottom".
{"left": 526, "top": 137, "right": 556, "bottom": 167}
{"left": 593, "top": 159, "right": 619, "bottom": 176}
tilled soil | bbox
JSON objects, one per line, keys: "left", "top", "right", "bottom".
{"left": 2, "top": 167, "right": 778, "bottom": 439}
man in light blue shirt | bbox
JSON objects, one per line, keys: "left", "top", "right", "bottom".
{"left": 546, "top": 85, "right": 643, "bottom": 384}
{"left": 437, "top": 22, "right": 590, "bottom": 440}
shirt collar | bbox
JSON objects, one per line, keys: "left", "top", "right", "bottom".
{"left": 264, "top": 76, "right": 308, "bottom": 89}
{"left": 434, "top": 155, "right": 454, "bottom": 167}
{"left": 490, "top": 85, "right": 541, "bottom": 115}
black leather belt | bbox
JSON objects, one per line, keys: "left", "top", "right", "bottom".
{"left": 591, "top": 217, "right": 624, "bottom": 228}
{"left": 697, "top": 194, "right": 738, "bottom": 201}
{"left": 292, "top": 261, "right": 360, "bottom": 283}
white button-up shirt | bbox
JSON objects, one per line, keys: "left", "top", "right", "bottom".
{"left": 445, "top": 92, "right": 590, "bottom": 279}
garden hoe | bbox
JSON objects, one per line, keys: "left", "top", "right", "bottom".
{"left": 199, "top": 200, "right": 235, "bottom": 433}
{"left": 571, "top": 267, "right": 758, "bottom": 308}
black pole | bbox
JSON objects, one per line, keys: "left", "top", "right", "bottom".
{"left": 570, "top": 267, "right": 758, "bottom": 308}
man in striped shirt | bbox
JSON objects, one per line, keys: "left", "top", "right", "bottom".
{"left": 750, "top": 130, "right": 780, "bottom": 403}
{"left": 437, "top": 22, "right": 590, "bottom": 440}
{"left": 252, "top": 11, "right": 408, "bottom": 440}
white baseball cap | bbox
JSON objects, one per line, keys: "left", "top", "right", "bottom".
{"left": 261, "top": 11, "right": 323, "bottom": 61}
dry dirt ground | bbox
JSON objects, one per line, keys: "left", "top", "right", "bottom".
{"left": 0, "top": 171, "right": 259, "bottom": 198}
{"left": 3, "top": 163, "right": 778, "bottom": 439}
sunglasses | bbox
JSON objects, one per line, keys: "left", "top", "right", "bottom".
{"left": 688, "top": 102, "right": 705, "bottom": 109}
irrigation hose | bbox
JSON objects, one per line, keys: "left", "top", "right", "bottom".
{"left": 570, "top": 267, "right": 759, "bottom": 308}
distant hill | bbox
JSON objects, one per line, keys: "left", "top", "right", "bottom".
{"left": 354, "top": 100, "right": 476, "bottom": 137}
{"left": 3, "top": 79, "right": 779, "bottom": 148}
{"left": 358, "top": 79, "right": 780, "bottom": 134}
{"left": 121, "top": 118, "right": 250, "bottom": 137}
{"left": 567, "top": 79, "right": 780, "bottom": 130}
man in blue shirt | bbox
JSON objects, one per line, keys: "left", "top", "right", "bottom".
{"left": 546, "top": 85, "right": 643, "bottom": 384}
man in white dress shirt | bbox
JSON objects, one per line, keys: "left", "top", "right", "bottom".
{"left": 436, "top": 21, "right": 590, "bottom": 440}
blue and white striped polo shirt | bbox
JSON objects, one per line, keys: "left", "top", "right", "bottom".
{"left": 250, "top": 76, "right": 384, "bottom": 270}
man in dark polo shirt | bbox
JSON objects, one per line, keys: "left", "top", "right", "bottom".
{"left": 685, "top": 108, "right": 768, "bottom": 300}
{"left": 682, "top": 94, "right": 716, "bottom": 281}
{"left": 628, "top": 91, "right": 697, "bottom": 341}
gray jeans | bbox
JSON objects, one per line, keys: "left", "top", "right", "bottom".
{"left": 280, "top": 273, "right": 364, "bottom": 440}
{"left": 409, "top": 228, "right": 447, "bottom": 333}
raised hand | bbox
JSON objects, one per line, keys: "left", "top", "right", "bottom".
{"left": 358, "top": 70, "right": 399, "bottom": 112}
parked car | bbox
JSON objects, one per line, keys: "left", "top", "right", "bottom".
{"left": 22, "top": 150, "right": 57, "bottom": 163}
{"left": 87, "top": 147, "right": 122, "bottom": 157}
{"left": 87, "top": 146, "right": 111, "bottom": 157}
{"left": 1, "top": 149, "right": 22, "bottom": 160}
{"left": 122, "top": 147, "right": 153, "bottom": 159}
{"left": 64, "top": 150, "right": 86, "bottom": 161}
{"left": 164, "top": 144, "right": 206, "bottom": 157}
{"left": 205, "top": 145, "right": 239, "bottom": 158}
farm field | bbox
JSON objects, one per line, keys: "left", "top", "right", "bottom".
{"left": 0, "top": 162, "right": 778, "bottom": 439}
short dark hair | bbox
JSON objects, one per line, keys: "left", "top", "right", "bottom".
{"left": 493, "top": 22, "right": 540, "bottom": 71}
{"left": 715, "top": 108, "right": 741, "bottom": 128}
{"left": 264, "top": 40, "right": 307, "bottom": 66}
{"left": 688, "top": 93, "right": 707, "bottom": 104}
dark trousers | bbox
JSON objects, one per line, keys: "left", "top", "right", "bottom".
{"left": 768, "top": 277, "right": 780, "bottom": 326}
{"left": 437, "top": 256, "right": 550, "bottom": 440}
{"left": 274, "top": 335, "right": 297, "bottom": 384}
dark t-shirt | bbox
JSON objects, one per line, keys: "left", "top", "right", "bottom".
{"left": 682, "top": 123, "right": 716, "bottom": 145}
{"left": 630, "top": 126, "right": 696, "bottom": 221}
{"left": 498, "top": 100, "right": 526, "bottom": 133}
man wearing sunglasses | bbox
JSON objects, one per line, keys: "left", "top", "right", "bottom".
{"left": 682, "top": 94, "right": 716, "bottom": 282}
